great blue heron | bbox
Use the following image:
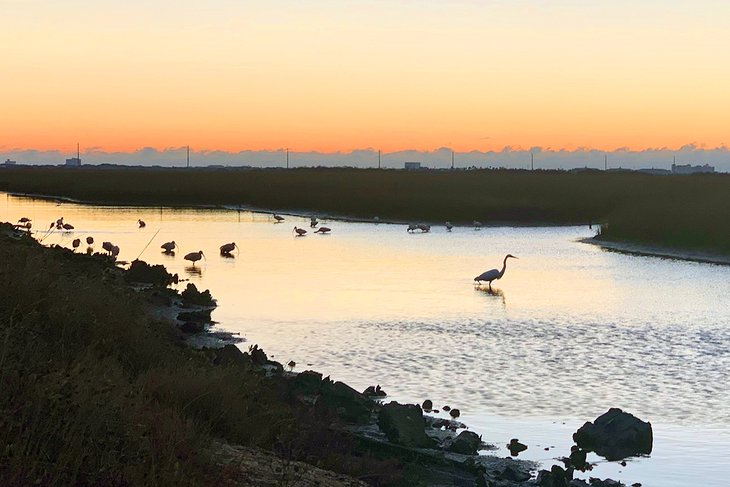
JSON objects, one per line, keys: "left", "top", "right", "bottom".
{"left": 138, "top": 219, "right": 146, "bottom": 228}
{"left": 293, "top": 226, "right": 307, "bottom": 237}
{"left": 219, "top": 242, "right": 238, "bottom": 255}
{"left": 314, "top": 226, "right": 331, "bottom": 234}
{"left": 161, "top": 241, "right": 176, "bottom": 253}
{"left": 474, "top": 254, "right": 518, "bottom": 291}
{"left": 184, "top": 250, "right": 205, "bottom": 266}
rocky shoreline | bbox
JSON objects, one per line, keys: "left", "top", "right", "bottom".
{"left": 1, "top": 221, "right": 651, "bottom": 486}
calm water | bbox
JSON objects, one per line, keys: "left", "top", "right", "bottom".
{"left": 4, "top": 193, "right": 730, "bottom": 487}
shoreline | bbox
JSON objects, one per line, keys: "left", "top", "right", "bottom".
{"left": 7, "top": 189, "right": 590, "bottom": 228}
{"left": 580, "top": 236, "right": 730, "bottom": 266}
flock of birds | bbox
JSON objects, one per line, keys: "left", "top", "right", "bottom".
{"left": 16, "top": 213, "right": 518, "bottom": 290}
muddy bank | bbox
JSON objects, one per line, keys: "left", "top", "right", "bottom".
{"left": 580, "top": 236, "right": 730, "bottom": 266}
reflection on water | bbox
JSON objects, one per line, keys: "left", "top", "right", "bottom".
{"left": 474, "top": 286, "right": 506, "bottom": 306}
{"left": 3, "top": 192, "right": 730, "bottom": 487}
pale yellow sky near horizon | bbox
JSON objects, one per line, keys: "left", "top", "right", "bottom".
{"left": 2, "top": 0, "right": 729, "bottom": 153}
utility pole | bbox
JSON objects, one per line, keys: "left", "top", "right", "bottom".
{"left": 451, "top": 150, "right": 455, "bottom": 170}
{"left": 531, "top": 152, "right": 534, "bottom": 171}
{"left": 378, "top": 149, "right": 381, "bottom": 169}
{"left": 286, "top": 148, "right": 289, "bottom": 169}
{"left": 604, "top": 154, "right": 607, "bottom": 171}
{"left": 186, "top": 146, "right": 190, "bottom": 168}
{"left": 77, "top": 142, "right": 80, "bottom": 162}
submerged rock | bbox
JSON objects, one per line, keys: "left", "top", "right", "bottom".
{"left": 573, "top": 408, "right": 653, "bottom": 461}
{"left": 507, "top": 438, "right": 528, "bottom": 456}
{"left": 422, "top": 399, "right": 433, "bottom": 411}
{"left": 537, "top": 465, "right": 573, "bottom": 487}
{"left": 378, "top": 402, "right": 433, "bottom": 448}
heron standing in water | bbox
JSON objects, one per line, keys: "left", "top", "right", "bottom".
{"left": 474, "top": 254, "right": 518, "bottom": 291}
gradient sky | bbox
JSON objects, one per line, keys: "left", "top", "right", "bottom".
{"left": 2, "top": 0, "right": 729, "bottom": 154}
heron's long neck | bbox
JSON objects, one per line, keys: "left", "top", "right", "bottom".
{"left": 499, "top": 257, "right": 509, "bottom": 278}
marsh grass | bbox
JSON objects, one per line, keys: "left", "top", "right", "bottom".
{"left": 1, "top": 166, "right": 729, "bottom": 252}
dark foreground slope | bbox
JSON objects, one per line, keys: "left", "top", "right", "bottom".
{"left": 0, "top": 225, "right": 387, "bottom": 486}
{"left": 1, "top": 166, "right": 729, "bottom": 253}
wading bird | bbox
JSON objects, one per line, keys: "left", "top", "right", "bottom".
{"left": 314, "top": 226, "right": 331, "bottom": 234}
{"left": 474, "top": 254, "right": 518, "bottom": 291}
{"left": 273, "top": 214, "right": 285, "bottom": 223}
{"left": 473, "top": 220, "right": 482, "bottom": 230}
{"left": 287, "top": 360, "right": 296, "bottom": 372}
{"left": 161, "top": 241, "right": 176, "bottom": 253}
{"left": 18, "top": 217, "right": 31, "bottom": 224}
{"left": 407, "top": 223, "right": 418, "bottom": 233}
{"left": 293, "top": 226, "right": 307, "bottom": 237}
{"left": 184, "top": 250, "right": 205, "bottom": 266}
{"left": 86, "top": 236, "right": 94, "bottom": 245}
{"left": 138, "top": 219, "right": 146, "bottom": 228}
{"left": 62, "top": 223, "right": 74, "bottom": 231}
{"left": 417, "top": 223, "right": 431, "bottom": 232}
{"left": 310, "top": 217, "right": 318, "bottom": 228}
{"left": 110, "top": 245, "right": 120, "bottom": 258}
{"left": 102, "top": 241, "right": 114, "bottom": 254}
{"left": 219, "top": 242, "right": 238, "bottom": 255}
{"left": 445, "top": 221, "right": 453, "bottom": 231}
{"left": 72, "top": 238, "right": 81, "bottom": 250}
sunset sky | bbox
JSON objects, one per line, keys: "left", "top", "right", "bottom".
{"left": 2, "top": 0, "right": 729, "bottom": 155}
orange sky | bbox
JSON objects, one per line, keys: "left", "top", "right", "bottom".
{"left": 2, "top": 1, "right": 729, "bottom": 153}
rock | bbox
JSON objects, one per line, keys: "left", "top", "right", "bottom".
{"left": 573, "top": 408, "right": 653, "bottom": 460}
{"left": 443, "top": 405, "right": 451, "bottom": 411}
{"left": 378, "top": 402, "right": 433, "bottom": 448}
{"left": 320, "top": 381, "right": 373, "bottom": 424}
{"left": 291, "top": 370, "right": 324, "bottom": 395}
{"left": 248, "top": 345, "right": 268, "bottom": 365}
{"left": 507, "top": 438, "right": 527, "bottom": 456}
{"left": 496, "top": 462, "right": 531, "bottom": 482}
{"left": 444, "top": 430, "right": 481, "bottom": 455}
{"left": 422, "top": 399, "right": 433, "bottom": 411}
{"left": 213, "top": 344, "right": 248, "bottom": 366}
{"left": 588, "top": 478, "right": 624, "bottom": 486}
{"left": 537, "top": 465, "right": 573, "bottom": 487}
{"left": 449, "top": 408, "right": 460, "bottom": 418}
{"left": 363, "top": 384, "right": 387, "bottom": 397}
{"left": 181, "top": 283, "right": 216, "bottom": 307}
{"left": 569, "top": 446, "right": 588, "bottom": 471}
{"left": 125, "top": 259, "right": 177, "bottom": 287}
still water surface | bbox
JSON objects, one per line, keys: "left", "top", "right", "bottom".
{"left": 4, "top": 193, "right": 730, "bottom": 487}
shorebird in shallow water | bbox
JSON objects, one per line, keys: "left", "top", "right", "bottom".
{"left": 161, "top": 241, "right": 176, "bottom": 253}
{"left": 273, "top": 214, "right": 285, "bottom": 223}
{"left": 184, "top": 250, "right": 205, "bottom": 266}
{"left": 138, "top": 219, "right": 146, "bottom": 228}
{"left": 314, "top": 226, "right": 331, "bottom": 234}
{"left": 474, "top": 254, "right": 518, "bottom": 291}
{"left": 293, "top": 226, "right": 307, "bottom": 237}
{"left": 219, "top": 242, "right": 238, "bottom": 255}
{"left": 445, "top": 221, "right": 453, "bottom": 231}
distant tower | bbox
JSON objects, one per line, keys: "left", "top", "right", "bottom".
{"left": 531, "top": 152, "right": 534, "bottom": 171}
{"left": 604, "top": 154, "right": 607, "bottom": 171}
{"left": 378, "top": 149, "right": 381, "bottom": 169}
{"left": 77, "top": 142, "right": 80, "bottom": 162}
{"left": 186, "top": 145, "right": 190, "bottom": 168}
{"left": 286, "top": 148, "right": 289, "bottom": 169}
{"left": 451, "top": 150, "right": 455, "bottom": 170}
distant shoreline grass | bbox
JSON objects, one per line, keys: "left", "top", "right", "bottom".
{"left": 1, "top": 166, "right": 729, "bottom": 253}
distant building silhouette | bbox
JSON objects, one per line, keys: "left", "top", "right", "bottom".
{"left": 671, "top": 163, "right": 714, "bottom": 174}
{"left": 3, "top": 159, "right": 16, "bottom": 166}
{"left": 404, "top": 162, "right": 422, "bottom": 170}
{"left": 65, "top": 157, "right": 81, "bottom": 167}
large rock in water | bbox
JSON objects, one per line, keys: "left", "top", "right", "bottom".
{"left": 378, "top": 402, "right": 433, "bottom": 448}
{"left": 573, "top": 408, "right": 653, "bottom": 460}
